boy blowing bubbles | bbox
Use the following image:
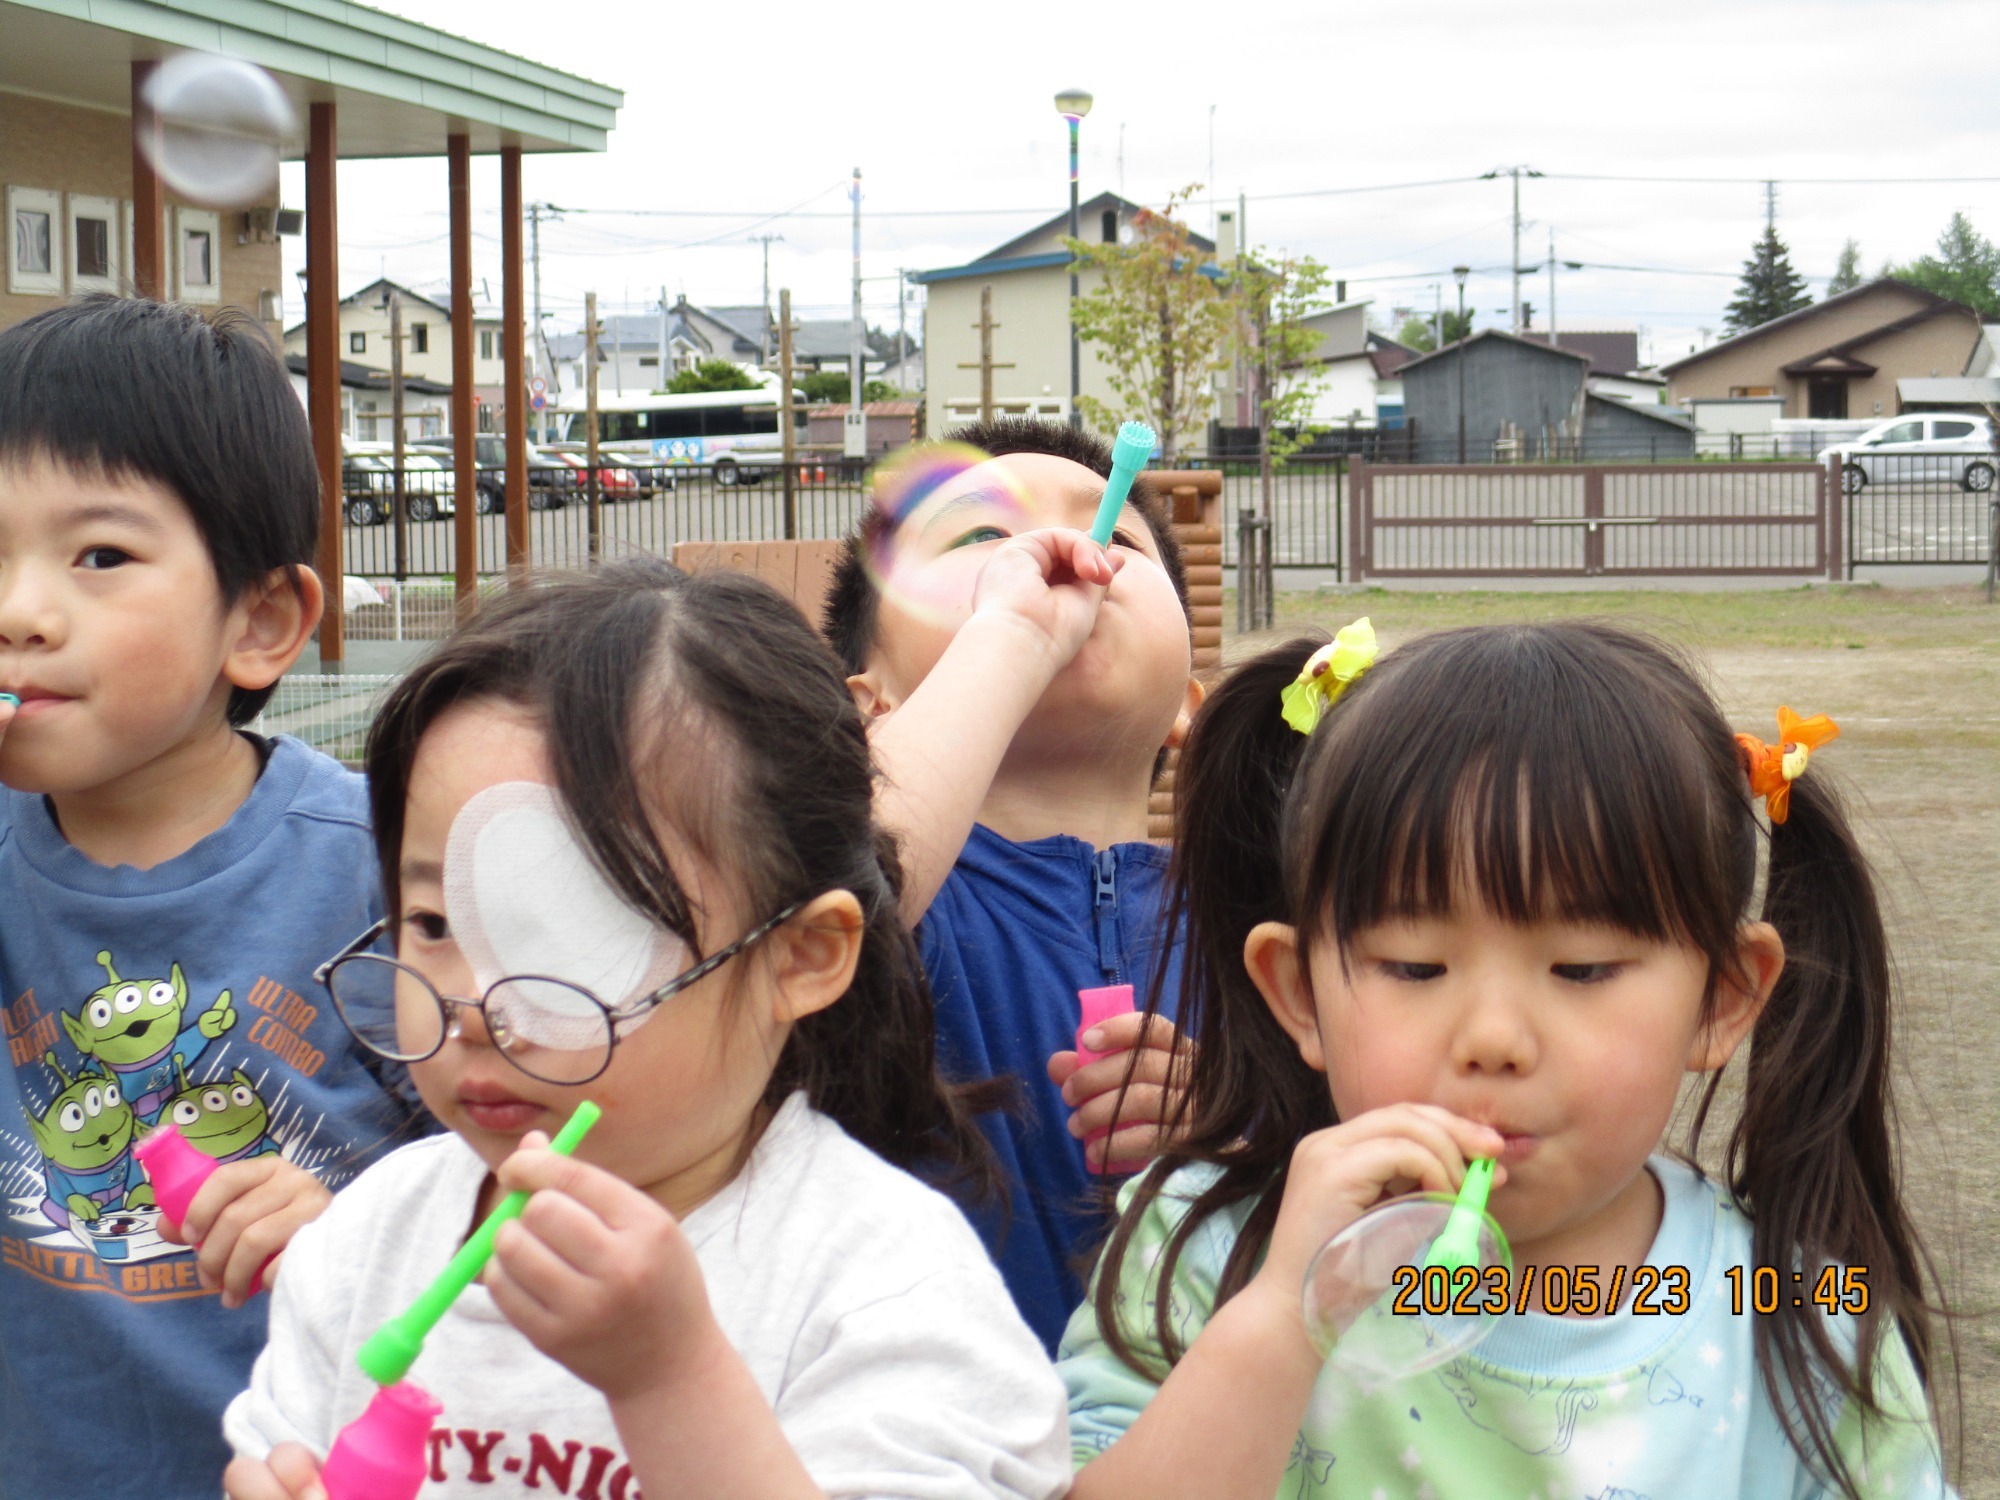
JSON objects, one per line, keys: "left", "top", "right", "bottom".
{"left": 0, "top": 297, "right": 426, "bottom": 1500}
{"left": 825, "top": 419, "right": 1202, "bottom": 1347}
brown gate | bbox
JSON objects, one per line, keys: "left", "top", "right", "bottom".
{"left": 1347, "top": 461, "right": 1839, "bottom": 581}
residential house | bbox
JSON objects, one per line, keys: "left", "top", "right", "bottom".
{"left": 1400, "top": 329, "right": 1692, "bottom": 461}
{"left": 1661, "top": 279, "right": 1984, "bottom": 422}
{"left": 1519, "top": 330, "right": 1666, "bottom": 406}
{"left": 283, "top": 354, "right": 453, "bottom": 442}
{"left": 281, "top": 278, "right": 509, "bottom": 425}
{"left": 913, "top": 190, "right": 1215, "bottom": 439}
{"left": 546, "top": 309, "right": 708, "bottom": 395}
{"left": 1286, "top": 300, "right": 1416, "bottom": 430}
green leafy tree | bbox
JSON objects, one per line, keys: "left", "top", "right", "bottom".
{"left": 1232, "top": 248, "right": 1332, "bottom": 473}
{"left": 1825, "top": 239, "right": 1864, "bottom": 297}
{"left": 1890, "top": 212, "right": 2000, "bottom": 318}
{"left": 1723, "top": 226, "right": 1812, "bottom": 335}
{"left": 1066, "top": 185, "right": 1234, "bottom": 460}
{"left": 665, "top": 358, "right": 759, "bottom": 394}
{"left": 1395, "top": 311, "right": 1472, "bottom": 353}
{"left": 797, "top": 371, "right": 896, "bottom": 405}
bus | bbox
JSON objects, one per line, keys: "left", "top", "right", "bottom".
{"left": 553, "top": 380, "right": 799, "bottom": 485}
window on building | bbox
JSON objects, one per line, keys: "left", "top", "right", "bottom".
{"left": 639, "top": 355, "right": 659, "bottom": 367}
{"left": 73, "top": 216, "right": 108, "bottom": 279}
{"left": 350, "top": 332, "right": 366, "bottom": 354}
{"left": 8, "top": 186, "right": 62, "bottom": 296}
{"left": 1101, "top": 209, "right": 1117, "bottom": 244}
{"left": 412, "top": 323, "right": 429, "bottom": 354}
{"left": 176, "top": 208, "right": 219, "bottom": 304}
{"left": 1728, "top": 386, "right": 1777, "bottom": 398}
{"left": 480, "top": 329, "right": 495, "bottom": 360}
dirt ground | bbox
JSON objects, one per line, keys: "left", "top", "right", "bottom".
{"left": 1240, "top": 583, "right": 2000, "bottom": 1494}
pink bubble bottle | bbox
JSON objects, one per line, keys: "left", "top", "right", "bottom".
{"left": 322, "top": 1381, "right": 443, "bottom": 1500}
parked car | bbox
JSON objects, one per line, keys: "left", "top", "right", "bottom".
{"left": 546, "top": 448, "right": 642, "bottom": 501}
{"left": 412, "top": 436, "right": 570, "bottom": 510}
{"left": 1819, "top": 415, "right": 1998, "bottom": 494}
{"left": 341, "top": 450, "right": 457, "bottom": 525}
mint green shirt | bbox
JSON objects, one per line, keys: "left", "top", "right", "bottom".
{"left": 1060, "top": 1156, "right": 1949, "bottom": 1499}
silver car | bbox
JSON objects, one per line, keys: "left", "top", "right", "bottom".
{"left": 1821, "top": 415, "right": 1998, "bottom": 494}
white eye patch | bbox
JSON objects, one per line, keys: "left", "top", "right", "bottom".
{"left": 442, "top": 781, "right": 684, "bottom": 1011}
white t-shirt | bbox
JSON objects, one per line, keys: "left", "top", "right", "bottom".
{"left": 225, "top": 1093, "right": 1071, "bottom": 1499}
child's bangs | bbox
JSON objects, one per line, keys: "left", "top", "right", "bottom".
{"left": 1295, "top": 625, "right": 1744, "bottom": 956}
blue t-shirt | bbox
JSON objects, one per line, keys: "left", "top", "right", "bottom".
{"left": 0, "top": 736, "right": 431, "bottom": 1500}
{"left": 919, "top": 823, "right": 1183, "bottom": 1351}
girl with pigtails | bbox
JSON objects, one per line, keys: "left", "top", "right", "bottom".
{"left": 1059, "top": 620, "right": 1954, "bottom": 1500}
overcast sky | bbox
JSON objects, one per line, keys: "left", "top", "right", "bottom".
{"left": 280, "top": 0, "right": 2000, "bottom": 366}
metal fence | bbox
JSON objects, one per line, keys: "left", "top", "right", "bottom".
{"left": 252, "top": 674, "right": 401, "bottom": 765}
{"left": 333, "top": 447, "right": 1994, "bottom": 594}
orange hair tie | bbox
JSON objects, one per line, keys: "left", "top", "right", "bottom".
{"left": 1735, "top": 706, "right": 1839, "bottom": 824}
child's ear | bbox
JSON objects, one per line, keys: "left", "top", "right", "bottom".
{"left": 1689, "top": 921, "right": 1784, "bottom": 1072}
{"left": 222, "top": 565, "right": 323, "bottom": 695}
{"left": 1163, "top": 675, "right": 1207, "bottom": 751}
{"left": 766, "top": 890, "right": 866, "bottom": 1024}
{"left": 844, "top": 669, "right": 897, "bottom": 722}
{"left": 1244, "top": 920, "right": 1326, "bottom": 1072}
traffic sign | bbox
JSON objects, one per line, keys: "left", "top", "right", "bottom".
{"left": 528, "top": 392, "right": 547, "bottom": 412}
{"left": 528, "top": 375, "right": 548, "bottom": 396}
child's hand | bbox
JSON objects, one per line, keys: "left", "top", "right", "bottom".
{"left": 486, "top": 1131, "right": 718, "bottom": 1403}
{"left": 969, "top": 527, "right": 1125, "bottom": 669}
{"left": 1242, "top": 1105, "right": 1505, "bottom": 1350}
{"left": 1048, "top": 1012, "right": 1191, "bottom": 1170}
{"left": 223, "top": 1442, "right": 326, "bottom": 1500}
{"left": 157, "top": 1156, "right": 331, "bottom": 1308}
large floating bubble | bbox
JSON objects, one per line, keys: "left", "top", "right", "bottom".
{"left": 140, "top": 53, "right": 296, "bottom": 209}
{"left": 861, "top": 443, "right": 1037, "bottom": 631}
{"left": 1302, "top": 1192, "right": 1511, "bottom": 1389}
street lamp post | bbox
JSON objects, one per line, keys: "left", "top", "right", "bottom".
{"left": 1055, "top": 88, "right": 1093, "bottom": 430}
{"left": 1452, "top": 265, "right": 1471, "bottom": 464}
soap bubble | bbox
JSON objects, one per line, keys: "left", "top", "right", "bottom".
{"left": 861, "top": 442, "right": 1037, "bottom": 630}
{"left": 1302, "top": 1193, "right": 1510, "bottom": 1388}
{"left": 139, "top": 53, "right": 297, "bottom": 209}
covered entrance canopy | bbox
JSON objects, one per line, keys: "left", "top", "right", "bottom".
{"left": 0, "top": 0, "right": 622, "bottom": 661}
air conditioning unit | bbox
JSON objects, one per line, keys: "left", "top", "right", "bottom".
{"left": 240, "top": 207, "right": 305, "bottom": 243}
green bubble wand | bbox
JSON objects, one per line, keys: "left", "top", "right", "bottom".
{"left": 355, "top": 1100, "right": 602, "bottom": 1386}
{"left": 1088, "top": 421, "right": 1157, "bottom": 547}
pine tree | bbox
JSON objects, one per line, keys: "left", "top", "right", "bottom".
{"left": 1825, "top": 239, "right": 1863, "bottom": 297}
{"left": 1723, "top": 226, "right": 1813, "bottom": 334}
{"left": 1890, "top": 212, "right": 2000, "bottom": 318}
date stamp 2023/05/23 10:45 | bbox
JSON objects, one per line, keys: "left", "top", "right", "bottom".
{"left": 1388, "top": 1263, "right": 1872, "bottom": 1319}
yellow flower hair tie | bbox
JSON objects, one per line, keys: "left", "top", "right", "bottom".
{"left": 1735, "top": 705, "right": 1839, "bottom": 824}
{"left": 1280, "top": 618, "right": 1377, "bottom": 735}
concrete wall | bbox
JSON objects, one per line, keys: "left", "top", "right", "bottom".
{"left": 1664, "top": 283, "right": 1981, "bottom": 416}
{"left": 1401, "top": 340, "right": 1587, "bottom": 460}
{"left": 1, "top": 91, "right": 280, "bottom": 334}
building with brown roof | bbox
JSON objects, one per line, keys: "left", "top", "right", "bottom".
{"left": 1660, "top": 279, "right": 1984, "bottom": 421}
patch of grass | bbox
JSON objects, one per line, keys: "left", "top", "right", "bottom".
{"left": 1244, "top": 584, "right": 2000, "bottom": 653}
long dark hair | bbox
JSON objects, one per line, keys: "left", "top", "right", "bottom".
{"left": 363, "top": 558, "right": 994, "bottom": 1188}
{"left": 1097, "top": 620, "right": 1949, "bottom": 1498}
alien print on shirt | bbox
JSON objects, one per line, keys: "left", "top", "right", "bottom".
{"left": 5, "top": 946, "right": 330, "bottom": 1285}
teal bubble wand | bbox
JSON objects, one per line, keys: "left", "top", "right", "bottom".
{"left": 354, "top": 1100, "right": 601, "bottom": 1386}
{"left": 1089, "top": 421, "right": 1157, "bottom": 547}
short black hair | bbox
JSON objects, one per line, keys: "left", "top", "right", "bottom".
{"left": 823, "top": 417, "right": 1189, "bottom": 676}
{"left": 0, "top": 295, "right": 319, "bottom": 724}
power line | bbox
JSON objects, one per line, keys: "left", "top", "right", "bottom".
{"left": 1543, "top": 172, "right": 2000, "bottom": 185}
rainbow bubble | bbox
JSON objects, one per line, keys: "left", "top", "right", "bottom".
{"left": 140, "top": 53, "right": 296, "bottom": 210}
{"left": 861, "top": 442, "right": 1037, "bottom": 632}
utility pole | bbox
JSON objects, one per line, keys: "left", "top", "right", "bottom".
{"left": 895, "top": 269, "right": 909, "bottom": 392}
{"left": 1207, "top": 104, "right": 1216, "bottom": 236}
{"left": 1548, "top": 229, "right": 1558, "bottom": 349}
{"left": 387, "top": 289, "right": 407, "bottom": 583}
{"left": 750, "top": 233, "right": 783, "bottom": 365}
{"left": 1482, "top": 167, "right": 1541, "bottom": 334}
{"left": 846, "top": 167, "right": 867, "bottom": 462}
{"left": 1765, "top": 179, "right": 1777, "bottom": 233}
{"left": 527, "top": 202, "right": 561, "bottom": 443}
{"left": 779, "top": 287, "right": 797, "bottom": 539}
{"left": 657, "top": 285, "right": 670, "bottom": 393}
{"left": 958, "top": 285, "right": 1013, "bottom": 422}
{"left": 584, "top": 290, "right": 601, "bottom": 562}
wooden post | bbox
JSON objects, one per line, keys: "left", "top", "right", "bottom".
{"left": 389, "top": 291, "right": 408, "bottom": 582}
{"left": 501, "top": 146, "right": 529, "bottom": 583}
{"left": 956, "top": 285, "right": 1012, "bottom": 423}
{"left": 1825, "top": 453, "right": 1844, "bottom": 582}
{"left": 779, "top": 288, "right": 797, "bottom": 539}
{"left": 585, "top": 291, "right": 602, "bottom": 563}
{"left": 305, "top": 102, "right": 343, "bottom": 665}
{"left": 1347, "top": 459, "right": 1367, "bottom": 583}
{"left": 448, "top": 134, "right": 477, "bottom": 618}
{"left": 130, "top": 62, "right": 165, "bottom": 301}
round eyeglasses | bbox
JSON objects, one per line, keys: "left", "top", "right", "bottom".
{"left": 314, "top": 902, "right": 804, "bottom": 1086}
